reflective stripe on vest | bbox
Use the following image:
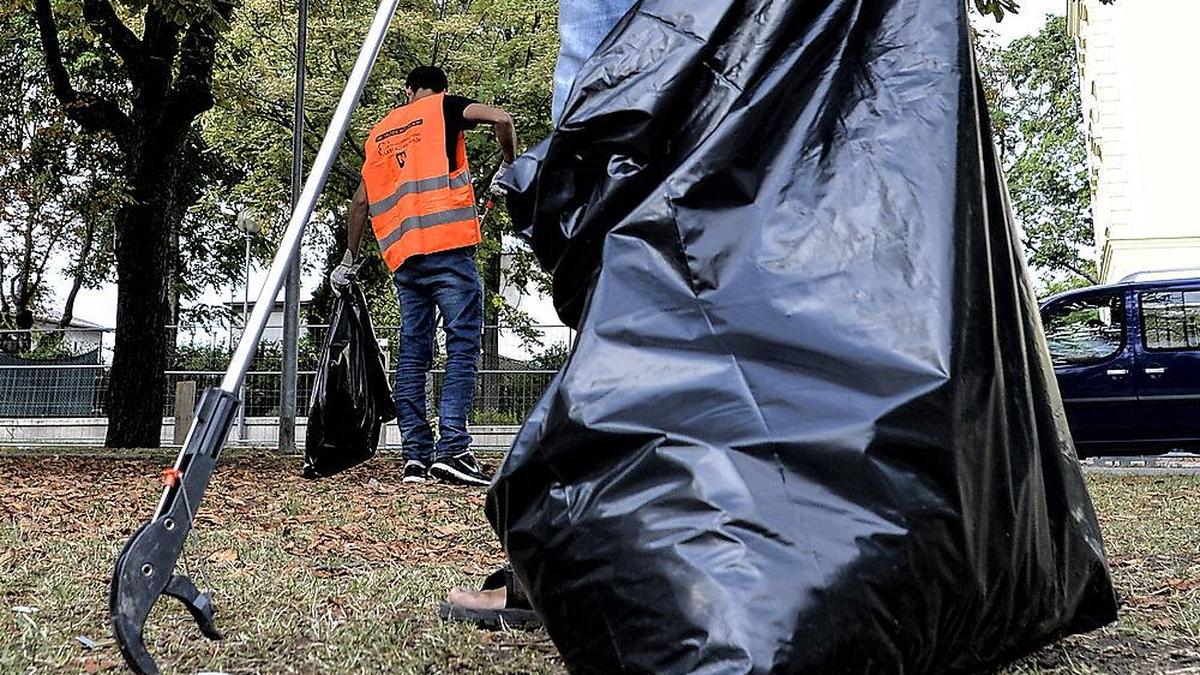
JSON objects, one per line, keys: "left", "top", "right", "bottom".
{"left": 376, "top": 205, "right": 479, "bottom": 251}
{"left": 377, "top": 208, "right": 480, "bottom": 273}
{"left": 361, "top": 92, "right": 481, "bottom": 271}
{"left": 368, "top": 170, "right": 473, "bottom": 218}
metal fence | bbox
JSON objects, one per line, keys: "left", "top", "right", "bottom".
{"left": 0, "top": 323, "right": 571, "bottom": 425}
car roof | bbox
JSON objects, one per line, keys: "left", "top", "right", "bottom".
{"left": 1040, "top": 276, "right": 1200, "bottom": 309}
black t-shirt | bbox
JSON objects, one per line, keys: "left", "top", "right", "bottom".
{"left": 442, "top": 95, "right": 479, "bottom": 173}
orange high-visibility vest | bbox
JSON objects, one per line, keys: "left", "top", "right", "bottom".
{"left": 362, "top": 92, "right": 480, "bottom": 271}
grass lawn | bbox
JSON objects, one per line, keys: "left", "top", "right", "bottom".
{"left": 1, "top": 451, "right": 1198, "bottom": 674}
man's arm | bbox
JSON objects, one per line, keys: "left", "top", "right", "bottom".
{"left": 347, "top": 180, "right": 368, "bottom": 256}
{"left": 463, "top": 103, "right": 517, "bottom": 163}
{"left": 330, "top": 180, "right": 369, "bottom": 291}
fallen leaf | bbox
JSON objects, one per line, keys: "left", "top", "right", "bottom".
{"left": 1165, "top": 578, "right": 1200, "bottom": 592}
{"left": 208, "top": 548, "right": 238, "bottom": 563}
{"left": 1129, "top": 595, "right": 1167, "bottom": 610}
{"left": 433, "top": 524, "right": 466, "bottom": 537}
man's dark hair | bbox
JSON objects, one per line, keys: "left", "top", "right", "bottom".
{"left": 406, "top": 66, "right": 448, "bottom": 93}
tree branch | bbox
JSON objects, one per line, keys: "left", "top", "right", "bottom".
{"left": 81, "top": 0, "right": 144, "bottom": 68}
{"left": 59, "top": 212, "right": 98, "bottom": 328}
{"left": 163, "top": 1, "right": 235, "bottom": 134}
{"left": 1060, "top": 258, "right": 1100, "bottom": 286}
{"left": 33, "top": 0, "right": 132, "bottom": 145}
{"left": 0, "top": 258, "right": 11, "bottom": 327}
{"left": 143, "top": 5, "right": 181, "bottom": 63}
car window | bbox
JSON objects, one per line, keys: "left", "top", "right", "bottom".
{"left": 1043, "top": 293, "right": 1125, "bottom": 367}
{"left": 1140, "top": 289, "right": 1200, "bottom": 351}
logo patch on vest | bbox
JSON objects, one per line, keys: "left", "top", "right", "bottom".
{"left": 375, "top": 118, "right": 423, "bottom": 143}
{"left": 375, "top": 118, "right": 424, "bottom": 157}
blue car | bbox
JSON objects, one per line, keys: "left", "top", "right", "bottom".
{"left": 1039, "top": 274, "right": 1200, "bottom": 456}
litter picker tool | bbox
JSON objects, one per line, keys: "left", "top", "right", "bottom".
{"left": 479, "top": 197, "right": 496, "bottom": 227}
{"left": 108, "top": 1, "right": 401, "bottom": 672}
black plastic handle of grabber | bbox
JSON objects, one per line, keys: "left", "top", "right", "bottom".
{"left": 109, "top": 388, "right": 238, "bottom": 675}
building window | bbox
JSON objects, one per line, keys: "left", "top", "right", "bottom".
{"left": 1140, "top": 290, "right": 1200, "bottom": 351}
{"left": 1044, "top": 293, "right": 1125, "bottom": 366}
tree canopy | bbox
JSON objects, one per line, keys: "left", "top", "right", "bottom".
{"left": 978, "top": 14, "right": 1097, "bottom": 292}
{"left": 0, "top": 9, "right": 120, "bottom": 331}
{"left": 7, "top": 0, "right": 1112, "bottom": 446}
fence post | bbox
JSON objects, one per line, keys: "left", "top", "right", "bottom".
{"left": 173, "top": 381, "right": 196, "bottom": 445}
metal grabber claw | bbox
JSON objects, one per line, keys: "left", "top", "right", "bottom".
{"left": 109, "top": 389, "right": 238, "bottom": 675}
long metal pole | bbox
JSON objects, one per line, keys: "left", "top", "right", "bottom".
{"left": 242, "top": 234, "right": 251, "bottom": 336}
{"left": 239, "top": 232, "right": 250, "bottom": 440}
{"left": 279, "top": 0, "right": 308, "bottom": 454}
{"left": 221, "top": 0, "right": 398, "bottom": 394}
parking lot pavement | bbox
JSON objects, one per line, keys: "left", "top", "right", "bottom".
{"left": 1081, "top": 451, "right": 1200, "bottom": 475}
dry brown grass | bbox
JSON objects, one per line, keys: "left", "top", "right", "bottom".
{"left": 1, "top": 451, "right": 1197, "bottom": 674}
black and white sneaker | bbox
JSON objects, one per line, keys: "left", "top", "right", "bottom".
{"left": 402, "top": 460, "right": 429, "bottom": 484}
{"left": 430, "top": 452, "right": 491, "bottom": 487}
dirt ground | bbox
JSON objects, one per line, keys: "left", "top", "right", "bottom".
{"left": 1, "top": 451, "right": 1198, "bottom": 674}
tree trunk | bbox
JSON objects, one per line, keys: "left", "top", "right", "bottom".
{"left": 14, "top": 219, "right": 37, "bottom": 330}
{"left": 163, "top": 134, "right": 209, "bottom": 332}
{"left": 105, "top": 140, "right": 180, "bottom": 448}
{"left": 0, "top": 258, "right": 11, "bottom": 327}
{"left": 59, "top": 218, "right": 96, "bottom": 328}
{"left": 32, "top": 0, "right": 232, "bottom": 448}
{"left": 164, "top": 206, "right": 182, "bottom": 355}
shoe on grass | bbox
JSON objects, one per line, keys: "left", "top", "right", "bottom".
{"left": 430, "top": 452, "right": 491, "bottom": 487}
{"left": 402, "top": 460, "right": 429, "bottom": 484}
{"left": 439, "top": 566, "right": 541, "bottom": 630}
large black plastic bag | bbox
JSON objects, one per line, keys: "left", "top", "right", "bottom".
{"left": 488, "top": 0, "right": 1120, "bottom": 672}
{"left": 304, "top": 281, "right": 394, "bottom": 479}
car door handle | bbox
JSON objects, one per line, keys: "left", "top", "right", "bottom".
{"left": 1144, "top": 367, "right": 1166, "bottom": 376}
{"left": 1106, "top": 368, "right": 1129, "bottom": 377}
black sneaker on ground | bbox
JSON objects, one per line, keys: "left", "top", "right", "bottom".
{"left": 402, "top": 460, "right": 429, "bottom": 484}
{"left": 430, "top": 452, "right": 491, "bottom": 487}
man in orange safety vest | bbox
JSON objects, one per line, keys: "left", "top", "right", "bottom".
{"left": 332, "top": 65, "right": 517, "bottom": 487}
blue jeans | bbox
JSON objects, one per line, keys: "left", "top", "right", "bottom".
{"left": 553, "top": 0, "right": 637, "bottom": 123}
{"left": 393, "top": 247, "right": 483, "bottom": 463}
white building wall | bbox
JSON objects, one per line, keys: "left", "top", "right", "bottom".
{"left": 1068, "top": 0, "right": 1200, "bottom": 282}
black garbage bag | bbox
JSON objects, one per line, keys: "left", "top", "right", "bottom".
{"left": 488, "top": 0, "right": 1120, "bottom": 672}
{"left": 303, "top": 281, "right": 394, "bottom": 479}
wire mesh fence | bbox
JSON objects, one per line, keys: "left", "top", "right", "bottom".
{"left": 0, "top": 364, "right": 107, "bottom": 417}
{"left": 0, "top": 324, "right": 570, "bottom": 425}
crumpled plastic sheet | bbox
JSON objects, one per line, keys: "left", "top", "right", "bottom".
{"left": 489, "top": 0, "right": 1120, "bottom": 672}
{"left": 304, "top": 281, "right": 394, "bottom": 479}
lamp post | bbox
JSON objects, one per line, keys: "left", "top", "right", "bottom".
{"left": 235, "top": 207, "right": 262, "bottom": 442}
{"left": 279, "top": 0, "right": 308, "bottom": 455}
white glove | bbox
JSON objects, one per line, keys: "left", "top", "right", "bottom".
{"left": 488, "top": 161, "right": 512, "bottom": 197}
{"left": 329, "top": 250, "right": 357, "bottom": 293}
